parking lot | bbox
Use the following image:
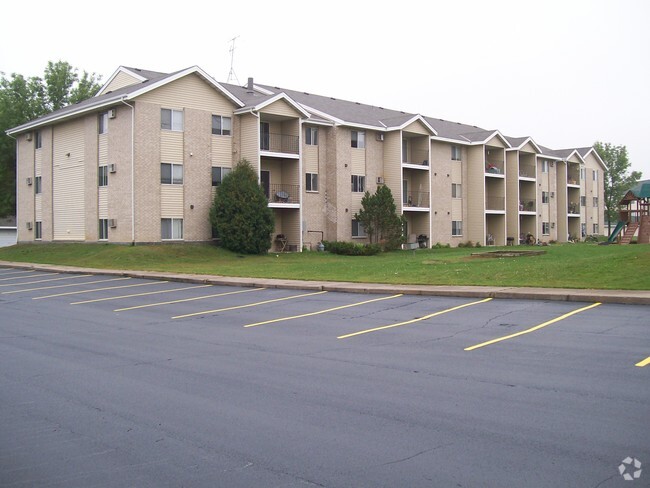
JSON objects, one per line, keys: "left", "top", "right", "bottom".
{"left": 1, "top": 267, "right": 648, "bottom": 487}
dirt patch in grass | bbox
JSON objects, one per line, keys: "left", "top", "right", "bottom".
{"left": 470, "top": 250, "right": 547, "bottom": 258}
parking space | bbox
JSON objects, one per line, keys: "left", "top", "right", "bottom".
{"left": 1, "top": 266, "right": 648, "bottom": 487}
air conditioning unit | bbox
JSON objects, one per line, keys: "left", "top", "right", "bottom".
{"left": 376, "top": 133, "right": 385, "bottom": 141}
{"left": 550, "top": 192, "right": 555, "bottom": 198}
{"left": 550, "top": 161, "right": 554, "bottom": 167}
{"left": 108, "top": 219, "right": 117, "bottom": 228}
{"left": 108, "top": 108, "right": 117, "bottom": 119}
{"left": 26, "top": 221, "right": 33, "bottom": 230}
{"left": 109, "top": 163, "right": 117, "bottom": 173}
{"left": 25, "top": 132, "right": 33, "bottom": 141}
{"left": 551, "top": 222, "right": 555, "bottom": 229}
{"left": 376, "top": 176, "right": 385, "bottom": 184}
{"left": 26, "top": 177, "right": 33, "bottom": 186}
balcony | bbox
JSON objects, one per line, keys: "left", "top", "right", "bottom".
{"left": 266, "top": 184, "right": 300, "bottom": 205}
{"left": 403, "top": 191, "right": 430, "bottom": 208}
{"left": 519, "top": 165, "right": 536, "bottom": 179}
{"left": 486, "top": 196, "right": 505, "bottom": 211}
{"left": 518, "top": 199, "right": 536, "bottom": 212}
{"left": 568, "top": 202, "right": 580, "bottom": 215}
{"left": 402, "top": 149, "right": 429, "bottom": 167}
{"left": 260, "top": 132, "right": 299, "bottom": 154}
{"left": 485, "top": 161, "right": 504, "bottom": 175}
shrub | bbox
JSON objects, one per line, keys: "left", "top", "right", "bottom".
{"left": 322, "top": 241, "right": 382, "bottom": 256}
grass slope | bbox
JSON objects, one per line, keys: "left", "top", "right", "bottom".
{"left": 0, "top": 242, "right": 649, "bottom": 290}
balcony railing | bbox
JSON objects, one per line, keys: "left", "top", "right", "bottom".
{"left": 260, "top": 132, "right": 299, "bottom": 154}
{"left": 403, "top": 191, "right": 430, "bottom": 208}
{"left": 568, "top": 203, "right": 580, "bottom": 215}
{"left": 485, "top": 161, "right": 504, "bottom": 175}
{"left": 403, "top": 149, "right": 429, "bottom": 166}
{"left": 266, "top": 184, "right": 300, "bottom": 204}
{"left": 486, "top": 196, "right": 505, "bottom": 211}
{"left": 519, "top": 165, "right": 535, "bottom": 178}
{"left": 567, "top": 175, "right": 580, "bottom": 185}
{"left": 519, "top": 199, "right": 536, "bottom": 212}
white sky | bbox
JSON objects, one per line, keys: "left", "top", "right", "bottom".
{"left": 2, "top": 0, "right": 648, "bottom": 177}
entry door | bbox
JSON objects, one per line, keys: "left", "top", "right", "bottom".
{"left": 260, "top": 122, "right": 270, "bottom": 151}
{"left": 261, "top": 170, "right": 270, "bottom": 200}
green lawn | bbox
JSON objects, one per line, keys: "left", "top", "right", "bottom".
{"left": 0, "top": 242, "right": 649, "bottom": 290}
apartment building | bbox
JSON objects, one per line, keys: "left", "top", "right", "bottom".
{"left": 7, "top": 65, "right": 606, "bottom": 250}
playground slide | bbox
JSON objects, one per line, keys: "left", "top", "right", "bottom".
{"left": 607, "top": 220, "right": 626, "bottom": 243}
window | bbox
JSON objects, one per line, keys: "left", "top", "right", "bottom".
{"left": 351, "top": 175, "right": 365, "bottom": 192}
{"left": 35, "top": 131, "right": 42, "bottom": 149}
{"left": 161, "top": 218, "right": 183, "bottom": 240}
{"left": 581, "top": 223, "right": 587, "bottom": 237}
{"left": 99, "top": 112, "right": 108, "bottom": 134}
{"left": 542, "top": 222, "right": 550, "bottom": 235}
{"left": 541, "top": 160, "right": 549, "bottom": 173}
{"left": 451, "top": 145, "right": 462, "bottom": 161}
{"left": 161, "top": 163, "right": 183, "bottom": 184}
{"left": 542, "top": 191, "right": 549, "bottom": 204}
{"left": 99, "top": 219, "right": 108, "bottom": 240}
{"left": 212, "top": 115, "right": 231, "bottom": 136}
{"left": 352, "top": 219, "right": 366, "bottom": 238}
{"left": 593, "top": 223, "right": 599, "bottom": 234}
{"left": 305, "top": 127, "right": 318, "bottom": 146}
{"left": 211, "top": 166, "right": 231, "bottom": 186}
{"left": 451, "top": 183, "right": 462, "bottom": 198}
{"left": 98, "top": 166, "right": 108, "bottom": 187}
{"left": 35, "top": 221, "right": 42, "bottom": 240}
{"left": 351, "top": 130, "right": 365, "bottom": 148}
{"left": 593, "top": 170, "right": 598, "bottom": 182}
{"left": 161, "top": 109, "right": 183, "bottom": 131}
{"left": 580, "top": 196, "right": 586, "bottom": 206}
{"left": 452, "top": 221, "right": 463, "bottom": 236}
{"left": 593, "top": 197, "right": 598, "bottom": 207}
{"left": 34, "top": 176, "right": 42, "bottom": 194}
{"left": 306, "top": 173, "right": 318, "bottom": 192}
{"left": 580, "top": 167, "right": 586, "bottom": 180}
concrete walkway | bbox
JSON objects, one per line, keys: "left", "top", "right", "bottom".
{"left": 0, "top": 260, "right": 648, "bottom": 305}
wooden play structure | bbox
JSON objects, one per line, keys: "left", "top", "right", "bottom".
{"left": 609, "top": 180, "right": 650, "bottom": 244}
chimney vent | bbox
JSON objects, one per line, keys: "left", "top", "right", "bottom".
{"left": 247, "top": 77, "right": 254, "bottom": 93}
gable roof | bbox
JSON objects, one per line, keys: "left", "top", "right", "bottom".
{"left": 504, "top": 136, "right": 542, "bottom": 153}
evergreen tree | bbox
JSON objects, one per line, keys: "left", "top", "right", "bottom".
{"left": 210, "top": 159, "right": 274, "bottom": 254}
{"left": 355, "top": 185, "right": 404, "bottom": 250}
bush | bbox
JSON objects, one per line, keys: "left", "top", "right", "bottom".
{"left": 432, "top": 242, "right": 450, "bottom": 249}
{"left": 322, "top": 241, "right": 382, "bottom": 256}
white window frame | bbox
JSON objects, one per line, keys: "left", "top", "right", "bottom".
{"left": 593, "top": 223, "right": 599, "bottom": 234}
{"left": 580, "top": 196, "right": 586, "bottom": 206}
{"left": 593, "top": 170, "right": 598, "bottom": 182}
{"left": 593, "top": 196, "right": 598, "bottom": 207}
{"left": 542, "top": 222, "right": 550, "bottom": 235}
{"left": 34, "top": 176, "right": 42, "bottom": 194}
{"left": 351, "top": 174, "right": 365, "bottom": 192}
{"left": 452, "top": 221, "right": 463, "bottom": 236}
{"left": 451, "top": 145, "right": 462, "bottom": 161}
{"left": 352, "top": 219, "right": 366, "bottom": 238}
{"left": 35, "top": 131, "right": 42, "bottom": 149}
{"left": 161, "top": 108, "right": 184, "bottom": 131}
{"left": 580, "top": 167, "right": 586, "bottom": 180}
{"left": 542, "top": 191, "right": 549, "bottom": 204}
{"left": 99, "top": 112, "right": 108, "bottom": 134}
{"left": 161, "top": 163, "right": 183, "bottom": 185}
{"left": 305, "top": 127, "right": 318, "bottom": 146}
{"left": 34, "top": 221, "right": 42, "bottom": 240}
{"left": 351, "top": 130, "right": 365, "bottom": 149}
{"left": 99, "top": 219, "right": 108, "bottom": 241}
{"left": 161, "top": 218, "right": 183, "bottom": 240}
{"left": 306, "top": 173, "right": 318, "bottom": 192}
{"left": 98, "top": 166, "right": 108, "bottom": 187}
{"left": 451, "top": 183, "right": 462, "bottom": 198}
{"left": 541, "top": 160, "right": 549, "bottom": 173}
{"left": 212, "top": 115, "right": 231, "bottom": 136}
{"left": 211, "top": 166, "right": 231, "bottom": 187}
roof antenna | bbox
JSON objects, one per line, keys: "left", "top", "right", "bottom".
{"left": 227, "top": 36, "right": 240, "bottom": 85}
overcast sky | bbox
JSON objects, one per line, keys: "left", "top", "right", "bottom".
{"left": 2, "top": 0, "right": 648, "bottom": 177}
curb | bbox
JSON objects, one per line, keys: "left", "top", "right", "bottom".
{"left": 1, "top": 261, "right": 649, "bottom": 305}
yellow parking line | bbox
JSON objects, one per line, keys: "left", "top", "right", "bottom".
{"left": 635, "top": 356, "right": 650, "bottom": 368}
{"left": 174, "top": 290, "right": 328, "bottom": 320}
{"left": 1, "top": 274, "right": 94, "bottom": 293}
{"left": 4, "top": 277, "right": 129, "bottom": 295}
{"left": 117, "top": 287, "right": 268, "bottom": 312}
{"left": 464, "top": 302, "right": 602, "bottom": 351}
{"left": 0, "top": 270, "right": 39, "bottom": 280}
{"left": 71, "top": 284, "right": 212, "bottom": 305}
{"left": 0, "top": 273, "right": 62, "bottom": 286}
{"left": 338, "top": 298, "right": 493, "bottom": 339}
{"left": 33, "top": 280, "right": 168, "bottom": 299}
{"left": 243, "top": 293, "right": 402, "bottom": 328}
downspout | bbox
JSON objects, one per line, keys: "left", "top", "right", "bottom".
{"left": 120, "top": 97, "right": 135, "bottom": 244}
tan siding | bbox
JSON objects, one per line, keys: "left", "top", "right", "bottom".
{"left": 505, "top": 151, "right": 519, "bottom": 239}
{"left": 104, "top": 71, "right": 143, "bottom": 92}
{"left": 211, "top": 136, "right": 232, "bottom": 166}
{"left": 53, "top": 121, "right": 85, "bottom": 240}
{"left": 383, "top": 131, "right": 402, "bottom": 210}
{"left": 351, "top": 148, "right": 365, "bottom": 175}
{"left": 451, "top": 159, "right": 462, "bottom": 181}
{"left": 98, "top": 187, "right": 108, "bottom": 218}
{"left": 466, "top": 145, "right": 485, "bottom": 243}
{"left": 160, "top": 185, "right": 184, "bottom": 218}
{"left": 402, "top": 121, "right": 428, "bottom": 135}
{"left": 238, "top": 113, "right": 259, "bottom": 170}
{"left": 136, "top": 73, "right": 235, "bottom": 114}
{"left": 520, "top": 142, "right": 537, "bottom": 154}
{"left": 263, "top": 99, "right": 301, "bottom": 118}
{"left": 98, "top": 134, "right": 108, "bottom": 164}
{"left": 304, "top": 145, "right": 319, "bottom": 173}
{"left": 161, "top": 131, "right": 183, "bottom": 161}
{"left": 35, "top": 150, "right": 42, "bottom": 175}
{"left": 35, "top": 194, "right": 42, "bottom": 221}
{"left": 485, "top": 135, "right": 506, "bottom": 149}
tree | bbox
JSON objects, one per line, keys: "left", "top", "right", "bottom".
{"left": 594, "top": 142, "right": 642, "bottom": 233}
{"left": 0, "top": 61, "right": 102, "bottom": 217}
{"left": 354, "top": 184, "right": 405, "bottom": 250}
{"left": 210, "top": 159, "right": 275, "bottom": 254}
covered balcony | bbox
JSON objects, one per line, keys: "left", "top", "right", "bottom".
{"left": 260, "top": 132, "right": 299, "bottom": 155}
